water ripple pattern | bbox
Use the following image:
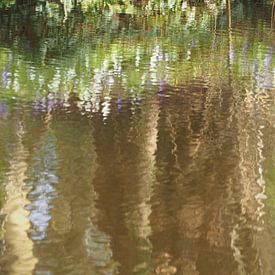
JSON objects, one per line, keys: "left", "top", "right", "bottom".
{"left": 0, "top": 0, "right": 274, "bottom": 274}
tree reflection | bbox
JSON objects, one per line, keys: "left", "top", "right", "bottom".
{"left": 0, "top": 0, "right": 274, "bottom": 274}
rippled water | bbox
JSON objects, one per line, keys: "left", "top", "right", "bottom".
{"left": 0, "top": 0, "right": 275, "bottom": 274}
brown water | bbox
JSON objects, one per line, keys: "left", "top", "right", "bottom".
{"left": 0, "top": 0, "right": 275, "bottom": 274}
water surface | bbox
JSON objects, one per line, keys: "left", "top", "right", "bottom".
{"left": 0, "top": 0, "right": 275, "bottom": 274}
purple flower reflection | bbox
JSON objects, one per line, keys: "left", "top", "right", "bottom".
{"left": 191, "top": 39, "right": 196, "bottom": 49}
{"left": 264, "top": 47, "right": 273, "bottom": 68}
{"left": 265, "top": 78, "right": 270, "bottom": 89}
{"left": 117, "top": 98, "right": 122, "bottom": 111}
{"left": 34, "top": 99, "right": 41, "bottom": 111}
{"left": 47, "top": 98, "right": 54, "bottom": 113}
{"left": 255, "top": 74, "right": 263, "bottom": 87}
{"left": 33, "top": 96, "right": 65, "bottom": 114}
{"left": 46, "top": 93, "right": 59, "bottom": 113}
{"left": 158, "top": 80, "right": 165, "bottom": 96}
{"left": 2, "top": 71, "right": 8, "bottom": 88}
{"left": 33, "top": 99, "right": 47, "bottom": 115}
{"left": 1, "top": 64, "right": 11, "bottom": 88}
{"left": 0, "top": 101, "right": 8, "bottom": 117}
{"left": 1, "top": 56, "right": 12, "bottom": 89}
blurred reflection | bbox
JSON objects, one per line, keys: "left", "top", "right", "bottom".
{"left": 0, "top": 0, "right": 274, "bottom": 274}
{"left": 0, "top": 114, "right": 38, "bottom": 274}
{"left": 25, "top": 135, "right": 58, "bottom": 241}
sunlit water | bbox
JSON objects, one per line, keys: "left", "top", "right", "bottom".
{"left": 0, "top": 0, "right": 275, "bottom": 274}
